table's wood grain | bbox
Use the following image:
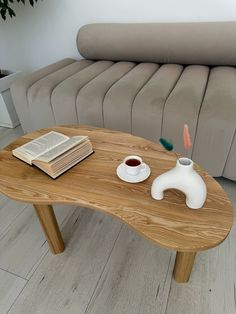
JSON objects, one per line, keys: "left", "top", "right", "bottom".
{"left": 0, "top": 125, "right": 233, "bottom": 253}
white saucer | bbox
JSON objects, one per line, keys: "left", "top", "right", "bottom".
{"left": 116, "top": 163, "right": 151, "bottom": 183}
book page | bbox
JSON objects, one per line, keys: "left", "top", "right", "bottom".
{"left": 34, "top": 136, "right": 88, "bottom": 163}
{"left": 13, "top": 131, "right": 69, "bottom": 164}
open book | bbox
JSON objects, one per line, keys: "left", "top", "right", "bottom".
{"left": 12, "top": 131, "right": 93, "bottom": 179}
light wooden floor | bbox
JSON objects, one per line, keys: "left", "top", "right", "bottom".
{"left": 0, "top": 126, "right": 235, "bottom": 314}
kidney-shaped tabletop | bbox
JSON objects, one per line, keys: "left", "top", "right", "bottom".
{"left": 0, "top": 125, "right": 233, "bottom": 253}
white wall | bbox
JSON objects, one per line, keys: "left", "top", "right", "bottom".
{"left": 1, "top": 0, "right": 236, "bottom": 72}
{"left": 0, "top": 29, "right": 10, "bottom": 69}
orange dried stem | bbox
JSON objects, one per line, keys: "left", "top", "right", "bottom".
{"left": 183, "top": 124, "right": 192, "bottom": 151}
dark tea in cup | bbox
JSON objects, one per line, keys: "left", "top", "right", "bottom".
{"left": 125, "top": 158, "right": 141, "bottom": 167}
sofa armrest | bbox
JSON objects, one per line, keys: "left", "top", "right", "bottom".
{"left": 11, "top": 58, "right": 76, "bottom": 132}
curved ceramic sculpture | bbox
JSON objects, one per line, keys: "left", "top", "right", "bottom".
{"left": 151, "top": 158, "right": 207, "bottom": 209}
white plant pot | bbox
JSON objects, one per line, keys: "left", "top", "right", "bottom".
{"left": 0, "top": 71, "right": 21, "bottom": 128}
{"left": 151, "top": 157, "right": 207, "bottom": 209}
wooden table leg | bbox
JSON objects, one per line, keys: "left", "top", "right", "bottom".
{"left": 173, "top": 251, "right": 196, "bottom": 283}
{"left": 34, "top": 204, "right": 65, "bottom": 254}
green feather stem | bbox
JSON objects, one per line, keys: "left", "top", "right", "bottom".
{"left": 159, "top": 138, "right": 174, "bottom": 151}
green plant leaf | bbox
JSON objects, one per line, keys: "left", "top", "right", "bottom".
{"left": 0, "top": 8, "right": 6, "bottom": 20}
{"left": 0, "top": 0, "right": 40, "bottom": 20}
{"left": 8, "top": 7, "right": 15, "bottom": 17}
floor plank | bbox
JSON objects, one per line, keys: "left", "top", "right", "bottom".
{"left": 0, "top": 204, "right": 76, "bottom": 279}
{"left": 9, "top": 208, "right": 122, "bottom": 314}
{"left": 85, "top": 225, "right": 174, "bottom": 314}
{"left": 0, "top": 268, "right": 26, "bottom": 314}
{"left": 0, "top": 195, "right": 28, "bottom": 237}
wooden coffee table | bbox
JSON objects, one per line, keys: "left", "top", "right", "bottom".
{"left": 0, "top": 125, "right": 233, "bottom": 283}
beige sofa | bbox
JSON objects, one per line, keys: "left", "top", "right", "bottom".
{"left": 11, "top": 22, "right": 236, "bottom": 180}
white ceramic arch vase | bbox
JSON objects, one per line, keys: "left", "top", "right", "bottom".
{"left": 151, "top": 157, "right": 207, "bottom": 209}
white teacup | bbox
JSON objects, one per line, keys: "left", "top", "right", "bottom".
{"left": 123, "top": 155, "right": 146, "bottom": 176}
